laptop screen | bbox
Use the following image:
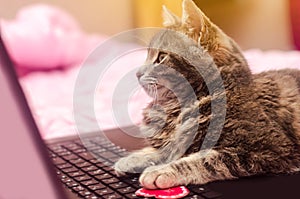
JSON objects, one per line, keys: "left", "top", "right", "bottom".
{"left": 0, "top": 29, "right": 65, "bottom": 199}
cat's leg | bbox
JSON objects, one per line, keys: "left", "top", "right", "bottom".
{"left": 114, "top": 97, "right": 214, "bottom": 176}
{"left": 139, "top": 148, "right": 248, "bottom": 189}
{"left": 154, "top": 97, "right": 213, "bottom": 162}
{"left": 114, "top": 147, "right": 162, "bottom": 175}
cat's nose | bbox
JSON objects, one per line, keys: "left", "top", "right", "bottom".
{"left": 136, "top": 71, "right": 144, "bottom": 79}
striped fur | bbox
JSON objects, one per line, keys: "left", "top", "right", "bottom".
{"left": 114, "top": 0, "right": 300, "bottom": 189}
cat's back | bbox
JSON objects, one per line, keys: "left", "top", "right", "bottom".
{"left": 265, "top": 69, "right": 300, "bottom": 89}
{"left": 253, "top": 69, "right": 300, "bottom": 144}
{"left": 253, "top": 69, "right": 300, "bottom": 100}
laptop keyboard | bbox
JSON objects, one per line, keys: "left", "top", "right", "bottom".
{"left": 48, "top": 136, "right": 221, "bottom": 199}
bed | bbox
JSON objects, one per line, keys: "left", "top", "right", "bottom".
{"left": 2, "top": 4, "right": 300, "bottom": 139}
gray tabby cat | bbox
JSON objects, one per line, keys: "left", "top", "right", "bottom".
{"left": 114, "top": 0, "right": 300, "bottom": 189}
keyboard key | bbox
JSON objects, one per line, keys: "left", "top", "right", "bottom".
{"left": 125, "top": 193, "right": 141, "bottom": 199}
{"left": 82, "top": 179, "right": 98, "bottom": 186}
{"left": 64, "top": 143, "right": 82, "bottom": 151}
{"left": 87, "top": 183, "right": 106, "bottom": 191}
{"left": 56, "top": 163, "right": 72, "bottom": 169}
{"left": 97, "top": 151, "right": 117, "bottom": 159}
{"left": 73, "top": 148, "right": 87, "bottom": 153}
{"left": 102, "top": 177, "right": 119, "bottom": 185}
{"left": 82, "top": 140, "right": 95, "bottom": 146}
{"left": 62, "top": 167, "right": 79, "bottom": 173}
{"left": 106, "top": 146, "right": 121, "bottom": 151}
{"left": 187, "top": 195, "right": 206, "bottom": 199}
{"left": 72, "top": 185, "right": 86, "bottom": 192}
{"left": 75, "top": 175, "right": 92, "bottom": 182}
{"left": 117, "top": 186, "right": 136, "bottom": 194}
{"left": 61, "top": 177, "right": 73, "bottom": 183}
{"left": 88, "top": 169, "right": 105, "bottom": 176}
{"left": 49, "top": 152, "right": 57, "bottom": 158}
{"left": 102, "top": 166, "right": 115, "bottom": 172}
{"left": 92, "top": 137, "right": 109, "bottom": 143}
{"left": 110, "top": 182, "right": 128, "bottom": 189}
{"left": 48, "top": 144, "right": 62, "bottom": 150}
{"left": 79, "top": 190, "right": 92, "bottom": 197}
{"left": 48, "top": 145, "right": 64, "bottom": 153}
{"left": 94, "top": 157, "right": 111, "bottom": 164}
{"left": 60, "top": 174, "right": 68, "bottom": 179}
{"left": 66, "top": 181, "right": 79, "bottom": 188}
{"left": 95, "top": 188, "right": 114, "bottom": 196}
{"left": 82, "top": 165, "right": 98, "bottom": 172}
{"left": 68, "top": 171, "right": 85, "bottom": 177}
{"left": 95, "top": 162, "right": 105, "bottom": 168}
{"left": 91, "top": 148, "right": 107, "bottom": 153}
{"left": 57, "top": 151, "right": 72, "bottom": 156}
{"left": 102, "top": 193, "right": 123, "bottom": 199}
{"left": 123, "top": 177, "right": 140, "bottom": 186}
{"left": 95, "top": 173, "right": 112, "bottom": 180}
{"left": 69, "top": 158, "right": 85, "bottom": 164}
{"left": 59, "top": 176, "right": 77, "bottom": 188}
{"left": 52, "top": 157, "right": 66, "bottom": 165}
{"left": 77, "top": 161, "right": 92, "bottom": 168}
{"left": 54, "top": 148, "right": 69, "bottom": 154}
{"left": 63, "top": 154, "right": 79, "bottom": 160}
{"left": 90, "top": 159, "right": 104, "bottom": 164}
{"left": 95, "top": 161, "right": 113, "bottom": 167}
{"left": 85, "top": 194, "right": 100, "bottom": 199}
{"left": 101, "top": 143, "right": 115, "bottom": 148}
{"left": 79, "top": 152, "right": 95, "bottom": 160}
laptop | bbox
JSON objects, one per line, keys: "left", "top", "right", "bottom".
{"left": 0, "top": 31, "right": 299, "bottom": 199}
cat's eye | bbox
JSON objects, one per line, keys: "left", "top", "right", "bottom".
{"left": 157, "top": 53, "right": 167, "bottom": 63}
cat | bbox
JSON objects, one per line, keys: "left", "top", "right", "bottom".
{"left": 114, "top": 0, "right": 300, "bottom": 189}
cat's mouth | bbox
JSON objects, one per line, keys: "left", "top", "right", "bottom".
{"left": 139, "top": 79, "right": 164, "bottom": 98}
{"left": 141, "top": 82, "right": 159, "bottom": 98}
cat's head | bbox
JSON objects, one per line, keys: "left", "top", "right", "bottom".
{"left": 137, "top": 29, "right": 214, "bottom": 100}
{"left": 137, "top": 0, "right": 247, "bottom": 99}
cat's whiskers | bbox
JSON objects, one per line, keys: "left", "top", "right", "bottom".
{"left": 140, "top": 76, "right": 158, "bottom": 100}
{"left": 147, "top": 82, "right": 158, "bottom": 104}
{"left": 152, "top": 83, "right": 158, "bottom": 104}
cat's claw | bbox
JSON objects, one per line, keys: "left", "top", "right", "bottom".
{"left": 139, "top": 165, "right": 181, "bottom": 189}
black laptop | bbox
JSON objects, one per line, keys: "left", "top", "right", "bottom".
{"left": 0, "top": 30, "right": 299, "bottom": 199}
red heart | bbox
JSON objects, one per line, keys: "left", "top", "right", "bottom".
{"left": 135, "top": 186, "right": 190, "bottom": 199}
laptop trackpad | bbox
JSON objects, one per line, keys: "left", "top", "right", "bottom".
{"left": 208, "top": 173, "right": 300, "bottom": 198}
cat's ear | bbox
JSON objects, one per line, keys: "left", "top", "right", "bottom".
{"left": 181, "top": 0, "right": 233, "bottom": 52}
{"left": 162, "top": 5, "right": 181, "bottom": 28}
{"left": 181, "top": 0, "right": 210, "bottom": 36}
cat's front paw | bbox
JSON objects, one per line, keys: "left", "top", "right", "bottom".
{"left": 114, "top": 155, "right": 155, "bottom": 176}
{"left": 139, "top": 164, "right": 184, "bottom": 189}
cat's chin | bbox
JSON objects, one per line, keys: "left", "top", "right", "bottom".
{"left": 149, "top": 89, "right": 170, "bottom": 99}
{"left": 141, "top": 84, "right": 164, "bottom": 97}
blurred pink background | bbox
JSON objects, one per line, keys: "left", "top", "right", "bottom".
{"left": 0, "top": 0, "right": 299, "bottom": 139}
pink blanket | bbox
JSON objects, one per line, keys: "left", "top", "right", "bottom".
{"left": 18, "top": 49, "right": 300, "bottom": 139}
{"left": 3, "top": 4, "right": 300, "bottom": 139}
